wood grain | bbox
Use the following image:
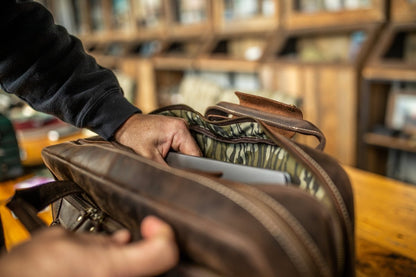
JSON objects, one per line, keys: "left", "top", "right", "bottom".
{"left": 345, "top": 166, "right": 416, "bottom": 261}
{"left": 274, "top": 64, "right": 357, "bottom": 165}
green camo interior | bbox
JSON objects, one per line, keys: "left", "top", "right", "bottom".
{"left": 156, "top": 108, "right": 330, "bottom": 205}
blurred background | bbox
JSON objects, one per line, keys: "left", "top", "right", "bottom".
{"left": 1, "top": 0, "right": 416, "bottom": 185}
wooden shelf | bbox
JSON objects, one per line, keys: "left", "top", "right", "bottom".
{"left": 152, "top": 36, "right": 212, "bottom": 70}
{"left": 283, "top": 0, "right": 386, "bottom": 30}
{"left": 130, "top": 0, "right": 168, "bottom": 38}
{"left": 364, "top": 22, "right": 416, "bottom": 81}
{"left": 363, "top": 65, "right": 416, "bottom": 82}
{"left": 364, "top": 132, "right": 416, "bottom": 153}
{"left": 42, "top": 0, "right": 416, "bottom": 168}
{"left": 269, "top": 23, "right": 381, "bottom": 67}
{"left": 213, "top": 0, "right": 280, "bottom": 35}
{"left": 196, "top": 57, "right": 259, "bottom": 73}
{"left": 391, "top": 0, "right": 416, "bottom": 24}
{"left": 153, "top": 56, "right": 195, "bottom": 70}
{"left": 165, "top": 0, "right": 213, "bottom": 39}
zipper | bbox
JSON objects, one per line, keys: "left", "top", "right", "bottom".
{"left": 65, "top": 194, "right": 105, "bottom": 232}
{"left": 232, "top": 183, "right": 332, "bottom": 277}
{"left": 178, "top": 172, "right": 319, "bottom": 277}
{"left": 262, "top": 124, "right": 353, "bottom": 275}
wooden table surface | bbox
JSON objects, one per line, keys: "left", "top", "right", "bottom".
{"left": 344, "top": 166, "right": 416, "bottom": 277}
{"left": 1, "top": 166, "right": 416, "bottom": 276}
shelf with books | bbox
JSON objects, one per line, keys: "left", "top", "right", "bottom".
{"left": 70, "top": 0, "right": 167, "bottom": 43}
{"left": 195, "top": 31, "right": 273, "bottom": 72}
{"left": 42, "top": 0, "right": 409, "bottom": 169}
{"left": 78, "top": 0, "right": 137, "bottom": 42}
{"left": 152, "top": 36, "right": 211, "bottom": 70}
{"left": 283, "top": 0, "right": 386, "bottom": 30}
{"left": 271, "top": 24, "right": 379, "bottom": 66}
{"left": 149, "top": 1, "right": 283, "bottom": 115}
{"left": 45, "top": 0, "right": 282, "bottom": 108}
{"left": 212, "top": 0, "right": 280, "bottom": 35}
{"left": 164, "top": 0, "right": 213, "bottom": 39}
{"left": 358, "top": 22, "right": 416, "bottom": 183}
{"left": 130, "top": 0, "right": 168, "bottom": 38}
{"left": 152, "top": 32, "right": 281, "bottom": 113}
{"left": 154, "top": 69, "right": 286, "bottom": 115}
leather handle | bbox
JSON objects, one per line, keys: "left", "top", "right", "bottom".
{"left": 6, "top": 180, "right": 83, "bottom": 233}
{"left": 205, "top": 102, "right": 326, "bottom": 151}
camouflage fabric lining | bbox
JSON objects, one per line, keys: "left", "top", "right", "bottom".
{"left": 156, "top": 108, "right": 328, "bottom": 203}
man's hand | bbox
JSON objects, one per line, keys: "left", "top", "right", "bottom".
{"left": 0, "top": 216, "right": 179, "bottom": 277}
{"left": 115, "top": 113, "right": 202, "bottom": 164}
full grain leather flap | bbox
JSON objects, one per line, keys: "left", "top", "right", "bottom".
{"left": 236, "top": 91, "right": 303, "bottom": 120}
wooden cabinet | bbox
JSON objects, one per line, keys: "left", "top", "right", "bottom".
{"left": 358, "top": 22, "right": 416, "bottom": 182}
{"left": 257, "top": 0, "right": 386, "bottom": 165}
{"left": 151, "top": 0, "right": 282, "bottom": 113}
{"left": 356, "top": 0, "right": 416, "bottom": 183}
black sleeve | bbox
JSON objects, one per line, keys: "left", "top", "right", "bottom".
{"left": 0, "top": 0, "right": 141, "bottom": 139}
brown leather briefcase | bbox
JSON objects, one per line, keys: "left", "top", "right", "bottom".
{"left": 7, "top": 92, "right": 355, "bottom": 277}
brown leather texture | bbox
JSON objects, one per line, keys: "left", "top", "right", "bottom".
{"left": 42, "top": 139, "right": 296, "bottom": 276}
{"left": 41, "top": 135, "right": 354, "bottom": 277}
{"left": 236, "top": 91, "right": 303, "bottom": 140}
{"left": 236, "top": 91, "right": 303, "bottom": 120}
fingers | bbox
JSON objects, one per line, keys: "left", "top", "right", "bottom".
{"left": 111, "top": 229, "right": 131, "bottom": 244}
{"left": 140, "top": 215, "right": 175, "bottom": 240}
{"left": 110, "top": 216, "right": 179, "bottom": 277}
{"left": 170, "top": 120, "right": 202, "bottom": 158}
{"left": 1, "top": 219, "right": 178, "bottom": 277}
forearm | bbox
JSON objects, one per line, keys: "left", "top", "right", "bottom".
{"left": 0, "top": 0, "right": 140, "bottom": 139}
